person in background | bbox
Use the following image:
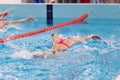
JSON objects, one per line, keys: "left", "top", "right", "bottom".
{"left": 57, "top": 0, "right": 63, "bottom": 3}
{"left": 32, "top": 33, "right": 101, "bottom": 58}
{"left": 22, "top": 0, "right": 34, "bottom": 3}
{"left": 34, "top": 0, "right": 44, "bottom": 3}
{"left": 92, "top": 0, "right": 100, "bottom": 3}
{"left": 71, "top": 0, "right": 78, "bottom": 3}
{"left": 114, "top": 0, "right": 120, "bottom": 3}
{"left": 0, "top": 11, "right": 34, "bottom": 29}
{"left": 100, "top": 0, "right": 110, "bottom": 3}
{"left": 80, "top": 0, "right": 90, "bottom": 3}
{"left": 44, "top": 0, "right": 50, "bottom": 3}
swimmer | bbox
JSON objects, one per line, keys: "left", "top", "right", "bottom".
{"left": 32, "top": 33, "right": 101, "bottom": 58}
{"left": 0, "top": 11, "right": 34, "bottom": 29}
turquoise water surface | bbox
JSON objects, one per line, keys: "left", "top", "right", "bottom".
{"left": 0, "top": 17, "right": 120, "bottom": 80}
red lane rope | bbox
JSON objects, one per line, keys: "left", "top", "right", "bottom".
{"left": 0, "top": 12, "right": 89, "bottom": 43}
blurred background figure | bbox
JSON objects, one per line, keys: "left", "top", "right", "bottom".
{"left": 58, "top": 0, "right": 78, "bottom": 3}
{"left": 80, "top": 0, "right": 90, "bottom": 3}
{"left": 71, "top": 0, "right": 78, "bottom": 3}
{"left": 57, "top": 0, "right": 70, "bottom": 3}
{"left": 21, "top": 0, "right": 120, "bottom": 3}
{"left": 99, "top": 0, "right": 110, "bottom": 3}
{"left": 50, "top": 0, "right": 55, "bottom": 3}
{"left": 92, "top": 0, "right": 100, "bottom": 3}
{"left": 34, "top": 0, "right": 44, "bottom": 3}
{"left": 22, "top": 0, "right": 34, "bottom": 3}
{"left": 45, "top": 0, "right": 50, "bottom": 3}
{"left": 57, "top": 0, "right": 63, "bottom": 3}
{"left": 2, "top": 0, "right": 120, "bottom": 3}
{"left": 114, "top": 0, "right": 120, "bottom": 3}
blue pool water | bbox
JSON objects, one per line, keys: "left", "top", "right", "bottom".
{"left": 0, "top": 17, "right": 120, "bottom": 80}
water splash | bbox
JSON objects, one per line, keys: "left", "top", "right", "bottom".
{"left": 4, "top": 75, "right": 18, "bottom": 80}
{"left": 11, "top": 49, "right": 33, "bottom": 59}
{"left": 115, "top": 75, "right": 120, "bottom": 80}
{"left": 0, "top": 29, "right": 6, "bottom": 32}
{"left": 5, "top": 24, "right": 22, "bottom": 31}
{"left": 0, "top": 71, "right": 3, "bottom": 78}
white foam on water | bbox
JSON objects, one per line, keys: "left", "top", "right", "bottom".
{"left": 5, "top": 42, "right": 33, "bottom": 59}
{"left": 83, "top": 45, "right": 97, "bottom": 51}
{"left": 115, "top": 75, "right": 120, "bottom": 80}
{"left": 5, "top": 24, "right": 22, "bottom": 30}
{"left": 0, "top": 29, "right": 6, "bottom": 32}
{"left": 11, "top": 49, "right": 33, "bottom": 59}
{"left": 0, "top": 72, "right": 3, "bottom": 78}
{"left": 5, "top": 42, "right": 21, "bottom": 50}
{"left": 4, "top": 75, "right": 18, "bottom": 80}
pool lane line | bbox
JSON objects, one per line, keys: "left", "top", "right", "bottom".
{"left": 47, "top": 4, "right": 53, "bottom": 24}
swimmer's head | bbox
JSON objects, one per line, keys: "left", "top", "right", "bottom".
{"left": 2, "top": 12, "right": 8, "bottom": 17}
{"left": 51, "top": 33, "right": 60, "bottom": 40}
{"left": 51, "top": 33, "right": 55, "bottom": 37}
{"left": 51, "top": 33, "right": 59, "bottom": 37}
{"left": 0, "top": 12, "right": 8, "bottom": 17}
{"left": 0, "top": 12, "right": 8, "bottom": 21}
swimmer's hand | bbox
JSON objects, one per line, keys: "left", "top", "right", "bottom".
{"left": 27, "top": 17, "right": 34, "bottom": 22}
{"left": 92, "top": 34, "right": 101, "bottom": 40}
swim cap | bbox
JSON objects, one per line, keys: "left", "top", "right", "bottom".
{"left": 0, "top": 12, "right": 8, "bottom": 17}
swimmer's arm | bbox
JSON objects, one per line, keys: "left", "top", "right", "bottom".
{"left": 0, "top": 26, "right": 3, "bottom": 29}
{"left": 81, "top": 34, "right": 93, "bottom": 41}
{"left": 72, "top": 34, "right": 93, "bottom": 42}
{"left": 3, "top": 17, "right": 34, "bottom": 25}
{"left": 32, "top": 51, "right": 45, "bottom": 57}
{"left": 0, "top": 21, "right": 7, "bottom": 29}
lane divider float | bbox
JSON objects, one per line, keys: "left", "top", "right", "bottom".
{"left": 0, "top": 12, "right": 89, "bottom": 43}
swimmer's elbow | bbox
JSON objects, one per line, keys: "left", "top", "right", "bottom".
{"left": 83, "top": 38, "right": 89, "bottom": 41}
{"left": 32, "top": 51, "right": 44, "bottom": 57}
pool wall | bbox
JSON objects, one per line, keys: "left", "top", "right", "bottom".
{"left": 0, "top": 4, "right": 120, "bottom": 19}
